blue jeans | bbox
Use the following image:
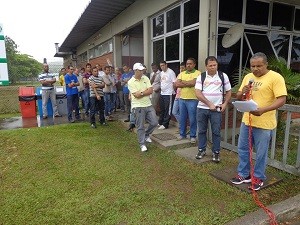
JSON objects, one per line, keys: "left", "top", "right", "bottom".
{"left": 83, "top": 89, "right": 90, "bottom": 114}
{"left": 237, "top": 123, "right": 272, "bottom": 180}
{"left": 197, "top": 108, "right": 222, "bottom": 153}
{"left": 103, "top": 93, "right": 111, "bottom": 117}
{"left": 172, "top": 98, "right": 180, "bottom": 126}
{"left": 179, "top": 99, "right": 198, "bottom": 138}
{"left": 110, "top": 93, "right": 117, "bottom": 113}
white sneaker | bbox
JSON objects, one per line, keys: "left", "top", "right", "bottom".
{"left": 190, "top": 138, "right": 197, "bottom": 144}
{"left": 158, "top": 125, "right": 166, "bottom": 130}
{"left": 141, "top": 145, "right": 148, "bottom": 152}
{"left": 145, "top": 137, "right": 152, "bottom": 143}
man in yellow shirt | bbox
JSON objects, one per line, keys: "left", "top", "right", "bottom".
{"left": 231, "top": 52, "right": 287, "bottom": 191}
{"left": 128, "top": 63, "right": 158, "bottom": 152}
{"left": 175, "top": 58, "right": 200, "bottom": 143}
{"left": 59, "top": 68, "right": 66, "bottom": 86}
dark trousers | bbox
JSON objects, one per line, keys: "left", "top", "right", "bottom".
{"left": 67, "top": 94, "right": 80, "bottom": 121}
{"left": 158, "top": 95, "right": 174, "bottom": 128}
{"left": 90, "top": 96, "right": 105, "bottom": 124}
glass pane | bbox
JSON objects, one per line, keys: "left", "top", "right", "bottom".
{"left": 270, "top": 32, "right": 290, "bottom": 62}
{"left": 217, "top": 27, "right": 240, "bottom": 86}
{"left": 184, "top": 29, "right": 199, "bottom": 62}
{"left": 166, "top": 34, "right": 180, "bottom": 61}
{"left": 184, "top": 0, "right": 199, "bottom": 27}
{"left": 166, "top": 6, "right": 180, "bottom": 33}
{"left": 271, "top": 3, "right": 294, "bottom": 31}
{"left": 246, "top": 0, "right": 269, "bottom": 26}
{"left": 153, "top": 14, "right": 164, "bottom": 37}
{"left": 166, "top": 62, "right": 180, "bottom": 76}
{"left": 290, "top": 35, "right": 300, "bottom": 72}
{"left": 245, "top": 33, "right": 276, "bottom": 59}
{"left": 153, "top": 39, "right": 164, "bottom": 65}
{"left": 294, "top": 9, "right": 300, "bottom": 31}
{"left": 219, "top": 0, "right": 243, "bottom": 23}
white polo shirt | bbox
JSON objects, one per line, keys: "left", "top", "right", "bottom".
{"left": 160, "top": 68, "right": 176, "bottom": 95}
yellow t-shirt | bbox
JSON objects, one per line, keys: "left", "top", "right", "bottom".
{"left": 128, "top": 75, "right": 152, "bottom": 108}
{"left": 178, "top": 69, "right": 200, "bottom": 99}
{"left": 59, "top": 74, "right": 65, "bottom": 86}
{"left": 239, "top": 70, "right": 287, "bottom": 129}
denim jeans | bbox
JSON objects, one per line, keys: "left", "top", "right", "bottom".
{"left": 103, "top": 93, "right": 111, "bottom": 117}
{"left": 237, "top": 123, "right": 272, "bottom": 180}
{"left": 172, "top": 98, "right": 180, "bottom": 126}
{"left": 67, "top": 94, "right": 80, "bottom": 121}
{"left": 110, "top": 93, "right": 117, "bottom": 113}
{"left": 197, "top": 108, "right": 222, "bottom": 153}
{"left": 133, "top": 106, "right": 158, "bottom": 146}
{"left": 83, "top": 89, "right": 90, "bottom": 114}
{"left": 179, "top": 99, "right": 198, "bottom": 138}
{"left": 89, "top": 96, "right": 105, "bottom": 124}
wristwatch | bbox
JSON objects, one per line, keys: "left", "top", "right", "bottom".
{"left": 141, "top": 92, "right": 144, "bottom": 96}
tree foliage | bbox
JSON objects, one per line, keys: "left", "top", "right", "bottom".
{"left": 5, "top": 36, "right": 42, "bottom": 84}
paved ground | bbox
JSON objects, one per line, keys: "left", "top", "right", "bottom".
{"left": 0, "top": 110, "right": 299, "bottom": 224}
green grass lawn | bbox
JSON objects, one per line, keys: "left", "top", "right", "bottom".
{"left": 0, "top": 122, "right": 299, "bottom": 225}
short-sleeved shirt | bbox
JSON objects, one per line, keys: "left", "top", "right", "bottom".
{"left": 122, "top": 71, "right": 134, "bottom": 94}
{"left": 195, "top": 71, "right": 231, "bottom": 109}
{"left": 65, "top": 74, "right": 79, "bottom": 96}
{"left": 89, "top": 75, "right": 104, "bottom": 97}
{"left": 177, "top": 69, "right": 200, "bottom": 99}
{"left": 160, "top": 68, "right": 176, "bottom": 95}
{"left": 38, "top": 73, "right": 55, "bottom": 90}
{"left": 128, "top": 75, "right": 152, "bottom": 108}
{"left": 239, "top": 70, "right": 287, "bottom": 130}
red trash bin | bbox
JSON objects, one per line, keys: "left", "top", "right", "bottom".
{"left": 19, "top": 87, "right": 36, "bottom": 118}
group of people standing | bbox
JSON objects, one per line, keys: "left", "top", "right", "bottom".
{"left": 39, "top": 51, "right": 287, "bottom": 191}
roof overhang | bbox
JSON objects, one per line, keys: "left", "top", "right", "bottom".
{"left": 57, "top": 0, "right": 136, "bottom": 53}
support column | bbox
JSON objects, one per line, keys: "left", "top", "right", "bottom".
{"left": 143, "top": 17, "right": 150, "bottom": 69}
{"left": 113, "top": 35, "right": 122, "bottom": 68}
{"left": 198, "top": 0, "right": 210, "bottom": 72}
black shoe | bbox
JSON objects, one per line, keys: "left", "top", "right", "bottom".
{"left": 230, "top": 175, "right": 252, "bottom": 185}
{"left": 248, "top": 177, "right": 263, "bottom": 191}
{"left": 195, "top": 149, "right": 206, "bottom": 159}
{"left": 212, "top": 153, "right": 220, "bottom": 163}
{"left": 91, "top": 123, "right": 96, "bottom": 128}
{"left": 101, "top": 122, "right": 108, "bottom": 126}
{"left": 42, "top": 115, "right": 48, "bottom": 119}
{"left": 69, "top": 119, "right": 75, "bottom": 123}
{"left": 124, "top": 119, "right": 130, "bottom": 122}
{"left": 127, "top": 124, "right": 135, "bottom": 132}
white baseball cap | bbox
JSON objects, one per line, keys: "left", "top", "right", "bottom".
{"left": 133, "top": 63, "right": 145, "bottom": 71}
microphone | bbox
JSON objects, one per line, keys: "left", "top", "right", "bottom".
{"left": 243, "top": 78, "right": 254, "bottom": 98}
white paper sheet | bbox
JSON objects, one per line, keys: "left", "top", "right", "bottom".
{"left": 232, "top": 99, "right": 258, "bottom": 112}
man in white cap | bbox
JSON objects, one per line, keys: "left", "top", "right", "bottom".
{"left": 128, "top": 63, "right": 158, "bottom": 152}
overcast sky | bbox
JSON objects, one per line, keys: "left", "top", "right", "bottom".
{"left": 0, "top": 0, "right": 90, "bottom": 63}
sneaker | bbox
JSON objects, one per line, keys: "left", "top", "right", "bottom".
{"left": 195, "top": 150, "right": 206, "bottom": 159}
{"left": 248, "top": 177, "right": 264, "bottom": 191}
{"left": 42, "top": 115, "right": 48, "bottom": 119}
{"left": 158, "top": 125, "right": 166, "bottom": 130}
{"left": 141, "top": 145, "right": 148, "bottom": 152}
{"left": 91, "top": 123, "right": 96, "bottom": 128}
{"left": 101, "top": 122, "right": 108, "bottom": 126}
{"left": 145, "top": 137, "right": 152, "bottom": 143}
{"left": 212, "top": 153, "right": 220, "bottom": 163}
{"left": 177, "top": 136, "right": 186, "bottom": 141}
{"left": 124, "top": 119, "right": 130, "bottom": 122}
{"left": 157, "top": 124, "right": 161, "bottom": 127}
{"left": 230, "top": 175, "right": 252, "bottom": 185}
{"left": 54, "top": 114, "right": 62, "bottom": 117}
{"left": 190, "top": 138, "right": 196, "bottom": 144}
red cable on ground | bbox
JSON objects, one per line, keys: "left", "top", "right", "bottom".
{"left": 247, "top": 87, "right": 278, "bottom": 225}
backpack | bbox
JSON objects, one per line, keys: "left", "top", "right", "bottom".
{"left": 201, "top": 71, "right": 225, "bottom": 103}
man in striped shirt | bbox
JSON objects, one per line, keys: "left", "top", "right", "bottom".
{"left": 89, "top": 67, "right": 106, "bottom": 128}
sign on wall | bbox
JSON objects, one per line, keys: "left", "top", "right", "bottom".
{"left": 0, "top": 23, "right": 9, "bottom": 86}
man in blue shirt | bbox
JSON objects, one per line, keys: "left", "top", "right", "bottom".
{"left": 121, "top": 64, "right": 134, "bottom": 122}
{"left": 65, "top": 65, "right": 80, "bottom": 123}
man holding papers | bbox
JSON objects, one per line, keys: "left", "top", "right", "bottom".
{"left": 231, "top": 52, "right": 287, "bottom": 191}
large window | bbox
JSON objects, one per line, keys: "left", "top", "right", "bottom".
{"left": 294, "top": 9, "right": 300, "bottom": 31}
{"left": 290, "top": 35, "right": 300, "bottom": 72}
{"left": 270, "top": 32, "right": 290, "bottom": 61}
{"left": 151, "top": 0, "right": 199, "bottom": 66}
